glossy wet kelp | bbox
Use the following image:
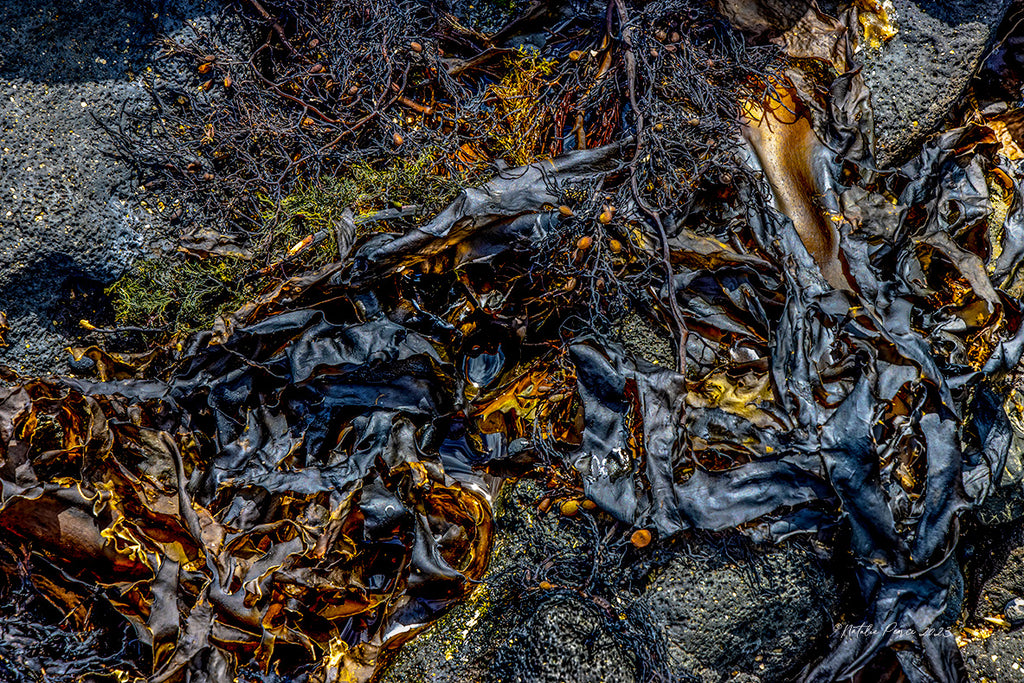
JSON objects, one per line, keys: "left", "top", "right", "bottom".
{"left": 2, "top": 2, "right": 1024, "bottom": 682}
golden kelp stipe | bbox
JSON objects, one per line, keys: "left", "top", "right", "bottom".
{"left": 742, "top": 84, "right": 850, "bottom": 291}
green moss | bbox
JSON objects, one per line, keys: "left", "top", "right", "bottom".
{"left": 266, "top": 150, "right": 462, "bottom": 220}
{"left": 106, "top": 255, "right": 252, "bottom": 334}
{"left": 349, "top": 150, "right": 464, "bottom": 215}
{"left": 108, "top": 151, "right": 470, "bottom": 335}
{"left": 258, "top": 151, "right": 467, "bottom": 252}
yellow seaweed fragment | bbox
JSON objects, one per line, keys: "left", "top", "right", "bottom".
{"left": 856, "top": 0, "right": 898, "bottom": 49}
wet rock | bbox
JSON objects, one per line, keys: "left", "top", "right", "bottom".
{"left": 616, "top": 310, "right": 675, "bottom": 368}
{"left": 962, "top": 516, "right": 1024, "bottom": 682}
{"left": 644, "top": 538, "right": 841, "bottom": 682}
{"left": 857, "top": 0, "right": 1013, "bottom": 167}
{"left": 487, "top": 594, "right": 640, "bottom": 683}
{"left": 967, "top": 523, "right": 1024, "bottom": 624}
{"left": 381, "top": 479, "right": 842, "bottom": 683}
{"left": 0, "top": 0, "right": 235, "bottom": 374}
{"left": 379, "top": 479, "right": 647, "bottom": 683}
{"left": 962, "top": 629, "right": 1024, "bottom": 682}
{"left": 381, "top": 588, "right": 642, "bottom": 683}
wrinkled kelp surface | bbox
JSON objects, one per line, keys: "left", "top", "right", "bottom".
{"left": 3, "top": 1, "right": 1024, "bottom": 682}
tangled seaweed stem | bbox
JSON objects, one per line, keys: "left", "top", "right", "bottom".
{"left": 616, "top": 0, "right": 689, "bottom": 376}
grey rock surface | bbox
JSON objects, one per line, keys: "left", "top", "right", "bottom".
{"left": 645, "top": 538, "right": 840, "bottom": 682}
{"left": 962, "top": 629, "right": 1024, "bottom": 682}
{"left": 380, "top": 479, "right": 842, "bottom": 683}
{"left": 379, "top": 480, "right": 647, "bottom": 683}
{"left": 0, "top": 0, "right": 227, "bottom": 374}
{"left": 968, "top": 527, "right": 1024, "bottom": 625}
{"left": 963, "top": 515, "right": 1024, "bottom": 681}
{"left": 858, "top": 0, "right": 1012, "bottom": 168}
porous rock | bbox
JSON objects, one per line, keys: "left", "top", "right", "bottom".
{"left": 644, "top": 538, "right": 840, "bottom": 682}
{"left": 379, "top": 479, "right": 645, "bottom": 683}
{"left": 966, "top": 523, "right": 1024, "bottom": 625}
{"left": 962, "top": 629, "right": 1024, "bottom": 682}
{"left": 857, "top": 0, "right": 1012, "bottom": 167}
{"left": 0, "top": 0, "right": 233, "bottom": 374}
{"left": 381, "top": 479, "right": 842, "bottom": 683}
{"left": 962, "top": 515, "right": 1024, "bottom": 681}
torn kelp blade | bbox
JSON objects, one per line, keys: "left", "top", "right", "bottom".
{"left": 567, "top": 341, "right": 835, "bottom": 536}
{"left": 0, "top": 316, "right": 496, "bottom": 682}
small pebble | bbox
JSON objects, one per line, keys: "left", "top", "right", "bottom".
{"left": 1005, "top": 597, "right": 1024, "bottom": 624}
{"left": 68, "top": 356, "right": 96, "bottom": 374}
{"left": 508, "top": 438, "right": 531, "bottom": 456}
